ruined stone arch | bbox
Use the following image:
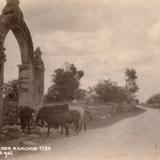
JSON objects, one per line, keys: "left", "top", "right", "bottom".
{"left": 0, "top": 0, "right": 34, "bottom": 64}
{"left": 0, "top": 0, "right": 45, "bottom": 124}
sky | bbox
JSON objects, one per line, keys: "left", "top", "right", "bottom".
{"left": 1, "top": 0, "right": 160, "bottom": 102}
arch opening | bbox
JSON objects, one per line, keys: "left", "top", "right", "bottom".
{"left": 0, "top": 0, "right": 45, "bottom": 125}
{"left": 3, "top": 31, "right": 20, "bottom": 125}
{"left": 4, "top": 31, "right": 21, "bottom": 83}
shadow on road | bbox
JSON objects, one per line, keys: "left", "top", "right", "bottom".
{"left": 87, "top": 107, "right": 146, "bottom": 130}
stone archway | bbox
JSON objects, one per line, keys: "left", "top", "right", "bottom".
{"left": 0, "top": 0, "right": 45, "bottom": 124}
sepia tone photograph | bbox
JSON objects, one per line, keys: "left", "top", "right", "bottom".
{"left": 0, "top": 0, "right": 160, "bottom": 159}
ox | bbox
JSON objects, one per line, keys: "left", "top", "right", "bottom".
{"left": 19, "top": 106, "right": 35, "bottom": 134}
{"left": 39, "top": 104, "right": 69, "bottom": 127}
{"left": 36, "top": 106, "right": 81, "bottom": 137}
{"left": 69, "top": 106, "right": 87, "bottom": 132}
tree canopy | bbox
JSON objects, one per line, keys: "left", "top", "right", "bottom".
{"left": 3, "top": 79, "right": 19, "bottom": 102}
{"left": 93, "top": 79, "right": 129, "bottom": 104}
{"left": 125, "top": 68, "right": 139, "bottom": 96}
{"left": 146, "top": 93, "right": 160, "bottom": 104}
{"left": 45, "top": 62, "right": 84, "bottom": 102}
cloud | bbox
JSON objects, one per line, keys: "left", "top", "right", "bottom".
{"left": 148, "top": 22, "right": 160, "bottom": 42}
{"left": 2, "top": 0, "right": 160, "bottom": 101}
{"left": 20, "top": 0, "right": 110, "bottom": 34}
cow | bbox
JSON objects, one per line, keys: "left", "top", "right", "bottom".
{"left": 36, "top": 107, "right": 81, "bottom": 137}
{"left": 19, "top": 106, "right": 35, "bottom": 134}
{"left": 38, "top": 104, "right": 69, "bottom": 127}
{"left": 60, "top": 110, "right": 81, "bottom": 135}
{"left": 69, "top": 106, "right": 87, "bottom": 132}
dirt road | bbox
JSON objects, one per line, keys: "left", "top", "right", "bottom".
{"left": 12, "top": 106, "right": 160, "bottom": 160}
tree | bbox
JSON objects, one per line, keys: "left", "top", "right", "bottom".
{"left": 84, "top": 87, "right": 98, "bottom": 105}
{"left": 94, "top": 79, "right": 116, "bottom": 103}
{"left": 3, "top": 79, "right": 19, "bottom": 102}
{"left": 146, "top": 93, "right": 160, "bottom": 104}
{"left": 46, "top": 62, "right": 84, "bottom": 102}
{"left": 74, "top": 89, "right": 86, "bottom": 101}
{"left": 44, "top": 85, "right": 59, "bottom": 103}
{"left": 125, "top": 68, "right": 139, "bottom": 96}
{"left": 94, "top": 79, "right": 128, "bottom": 104}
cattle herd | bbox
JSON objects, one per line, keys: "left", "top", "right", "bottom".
{"left": 19, "top": 104, "right": 87, "bottom": 137}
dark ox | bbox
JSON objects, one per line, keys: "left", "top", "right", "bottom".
{"left": 36, "top": 105, "right": 81, "bottom": 137}
{"left": 45, "top": 104, "right": 69, "bottom": 111}
{"left": 19, "top": 106, "right": 35, "bottom": 134}
{"left": 37, "top": 104, "right": 69, "bottom": 127}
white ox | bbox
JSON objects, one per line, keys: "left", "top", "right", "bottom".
{"left": 69, "top": 105, "right": 86, "bottom": 131}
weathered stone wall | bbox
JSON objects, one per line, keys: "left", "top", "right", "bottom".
{"left": 0, "top": 0, "right": 45, "bottom": 125}
{"left": 18, "top": 64, "right": 34, "bottom": 108}
{"left": 18, "top": 63, "right": 44, "bottom": 111}
{"left": 0, "top": 63, "right": 4, "bottom": 125}
{"left": 33, "top": 67, "right": 44, "bottom": 110}
{"left": 33, "top": 47, "right": 45, "bottom": 110}
{"left": 85, "top": 103, "right": 137, "bottom": 120}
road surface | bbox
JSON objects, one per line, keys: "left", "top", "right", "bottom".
{"left": 12, "top": 106, "right": 160, "bottom": 160}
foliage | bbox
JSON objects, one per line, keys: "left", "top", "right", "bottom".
{"left": 45, "top": 62, "right": 84, "bottom": 102}
{"left": 3, "top": 79, "right": 19, "bottom": 102}
{"left": 93, "top": 79, "right": 129, "bottom": 104}
{"left": 146, "top": 93, "right": 160, "bottom": 104}
{"left": 74, "top": 89, "right": 86, "bottom": 101}
{"left": 85, "top": 87, "right": 98, "bottom": 104}
{"left": 44, "top": 85, "right": 60, "bottom": 103}
{"left": 125, "top": 68, "right": 139, "bottom": 95}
